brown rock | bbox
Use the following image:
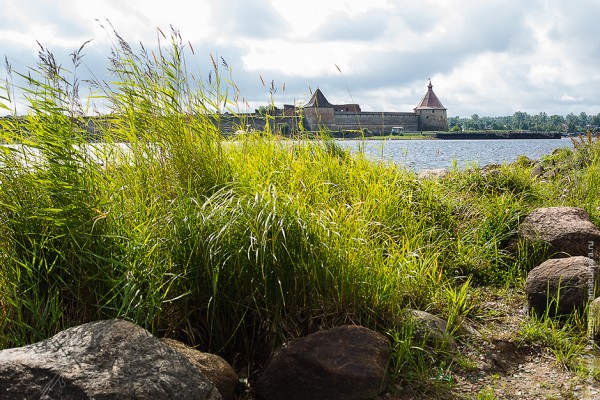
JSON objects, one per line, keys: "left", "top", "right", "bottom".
{"left": 256, "top": 325, "right": 390, "bottom": 400}
{"left": 530, "top": 164, "right": 545, "bottom": 178}
{"left": 162, "top": 338, "right": 238, "bottom": 400}
{"left": 0, "top": 319, "right": 221, "bottom": 400}
{"left": 516, "top": 207, "right": 600, "bottom": 259}
{"left": 525, "top": 256, "right": 598, "bottom": 316}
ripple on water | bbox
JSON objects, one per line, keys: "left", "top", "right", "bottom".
{"left": 336, "top": 138, "right": 574, "bottom": 171}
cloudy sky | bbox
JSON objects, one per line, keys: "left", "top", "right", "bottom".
{"left": 1, "top": 0, "right": 599, "bottom": 117}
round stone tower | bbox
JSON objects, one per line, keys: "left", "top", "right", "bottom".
{"left": 414, "top": 80, "right": 448, "bottom": 131}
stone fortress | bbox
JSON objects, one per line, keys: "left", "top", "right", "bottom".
{"left": 217, "top": 80, "right": 448, "bottom": 135}
{"left": 302, "top": 80, "right": 448, "bottom": 133}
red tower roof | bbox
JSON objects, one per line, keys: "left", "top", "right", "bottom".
{"left": 304, "top": 88, "right": 333, "bottom": 107}
{"left": 414, "top": 81, "right": 446, "bottom": 110}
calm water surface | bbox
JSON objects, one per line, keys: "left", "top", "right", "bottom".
{"left": 337, "top": 138, "right": 574, "bottom": 171}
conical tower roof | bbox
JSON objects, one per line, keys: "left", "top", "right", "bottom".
{"left": 304, "top": 88, "right": 333, "bottom": 108}
{"left": 414, "top": 80, "right": 446, "bottom": 110}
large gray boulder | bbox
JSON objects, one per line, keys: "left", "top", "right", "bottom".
{"left": 256, "top": 325, "right": 390, "bottom": 400}
{"left": 0, "top": 319, "right": 221, "bottom": 400}
{"left": 161, "top": 338, "right": 238, "bottom": 400}
{"left": 525, "top": 256, "right": 598, "bottom": 316}
{"left": 516, "top": 207, "right": 600, "bottom": 259}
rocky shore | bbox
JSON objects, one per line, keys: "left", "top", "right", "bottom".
{"left": 3, "top": 206, "right": 600, "bottom": 399}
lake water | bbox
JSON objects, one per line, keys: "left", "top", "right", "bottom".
{"left": 336, "top": 138, "right": 574, "bottom": 171}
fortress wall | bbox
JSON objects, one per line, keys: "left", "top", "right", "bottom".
{"left": 214, "top": 108, "right": 447, "bottom": 135}
{"left": 331, "top": 112, "right": 419, "bottom": 133}
{"left": 218, "top": 115, "right": 300, "bottom": 134}
{"left": 304, "top": 107, "right": 335, "bottom": 130}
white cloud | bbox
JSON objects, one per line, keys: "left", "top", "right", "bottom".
{"left": 1, "top": 0, "right": 600, "bottom": 117}
{"left": 560, "top": 94, "right": 582, "bottom": 102}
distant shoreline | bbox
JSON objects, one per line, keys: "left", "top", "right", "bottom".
{"left": 326, "top": 130, "right": 563, "bottom": 140}
{"left": 432, "top": 131, "right": 562, "bottom": 140}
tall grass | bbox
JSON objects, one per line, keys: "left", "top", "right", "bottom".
{"left": 1, "top": 27, "right": 600, "bottom": 386}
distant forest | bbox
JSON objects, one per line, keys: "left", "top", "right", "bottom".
{"left": 448, "top": 111, "right": 600, "bottom": 133}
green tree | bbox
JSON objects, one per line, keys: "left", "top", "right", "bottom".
{"left": 513, "top": 111, "right": 528, "bottom": 130}
{"left": 256, "top": 105, "right": 272, "bottom": 116}
{"left": 591, "top": 113, "right": 600, "bottom": 131}
{"left": 447, "top": 116, "right": 461, "bottom": 130}
{"left": 538, "top": 112, "right": 548, "bottom": 131}
{"left": 549, "top": 114, "right": 564, "bottom": 132}
{"left": 579, "top": 112, "right": 589, "bottom": 130}
{"left": 469, "top": 114, "right": 481, "bottom": 130}
{"left": 566, "top": 113, "right": 578, "bottom": 133}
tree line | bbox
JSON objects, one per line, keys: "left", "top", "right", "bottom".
{"left": 448, "top": 111, "right": 600, "bottom": 133}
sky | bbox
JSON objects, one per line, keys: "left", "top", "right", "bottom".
{"left": 1, "top": 0, "right": 600, "bottom": 117}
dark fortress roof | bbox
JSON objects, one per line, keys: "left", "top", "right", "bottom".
{"left": 414, "top": 81, "right": 446, "bottom": 110}
{"left": 304, "top": 88, "right": 333, "bottom": 107}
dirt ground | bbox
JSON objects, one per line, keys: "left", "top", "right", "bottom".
{"left": 384, "top": 344, "right": 600, "bottom": 399}
{"left": 381, "top": 289, "right": 600, "bottom": 399}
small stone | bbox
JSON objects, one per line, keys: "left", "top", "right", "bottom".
{"left": 403, "top": 309, "right": 458, "bottom": 352}
{"left": 589, "top": 297, "right": 600, "bottom": 340}
{"left": 417, "top": 168, "right": 450, "bottom": 179}
{"left": 530, "top": 164, "right": 544, "bottom": 178}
